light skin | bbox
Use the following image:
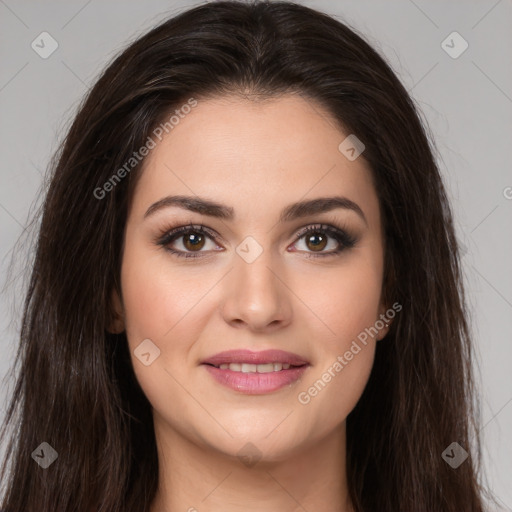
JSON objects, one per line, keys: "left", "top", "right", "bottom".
{"left": 110, "top": 93, "right": 392, "bottom": 512}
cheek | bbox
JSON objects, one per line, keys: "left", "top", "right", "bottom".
{"left": 293, "top": 255, "right": 382, "bottom": 429}
{"left": 298, "top": 255, "right": 383, "bottom": 346}
{"left": 297, "top": 341, "right": 376, "bottom": 442}
{"left": 295, "top": 290, "right": 378, "bottom": 439}
{"left": 120, "top": 239, "right": 211, "bottom": 345}
{"left": 119, "top": 243, "right": 209, "bottom": 420}
{"left": 119, "top": 239, "right": 221, "bottom": 404}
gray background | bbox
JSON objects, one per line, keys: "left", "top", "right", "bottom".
{"left": 0, "top": 0, "right": 511, "bottom": 508}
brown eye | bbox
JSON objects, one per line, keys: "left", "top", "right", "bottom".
{"left": 182, "top": 232, "right": 206, "bottom": 251}
{"left": 304, "top": 232, "right": 328, "bottom": 252}
{"left": 292, "top": 224, "right": 358, "bottom": 258}
{"left": 157, "top": 224, "right": 221, "bottom": 259}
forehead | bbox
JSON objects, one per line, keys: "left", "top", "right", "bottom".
{"left": 131, "top": 94, "right": 380, "bottom": 229}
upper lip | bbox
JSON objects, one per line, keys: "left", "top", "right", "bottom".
{"left": 201, "top": 349, "right": 309, "bottom": 367}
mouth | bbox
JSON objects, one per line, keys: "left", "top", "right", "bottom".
{"left": 201, "top": 349, "right": 310, "bottom": 394}
{"left": 203, "top": 362, "right": 306, "bottom": 372}
{"left": 201, "top": 348, "right": 309, "bottom": 367}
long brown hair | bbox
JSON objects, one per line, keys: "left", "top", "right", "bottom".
{"left": 0, "top": 1, "right": 490, "bottom": 510}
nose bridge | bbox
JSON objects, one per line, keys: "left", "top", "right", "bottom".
{"left": 221, "top": 239, "right": 292, "bottom": 330}
{"left": 235, "top": 243, "right": 281, "bottom": 305}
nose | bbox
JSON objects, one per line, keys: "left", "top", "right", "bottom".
{"left": 220, "top": 250, "right": 293, "bottom": 333}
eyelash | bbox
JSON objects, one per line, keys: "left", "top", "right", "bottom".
{"left": 155, "top": 223, "right": 358, "bottom": 259}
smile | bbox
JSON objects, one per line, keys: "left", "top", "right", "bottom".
{"left": 215, "top": 362, "right": 293, "bottom": 372}
{"left": 201, "top": 349, "right": 310, "bottom": 394}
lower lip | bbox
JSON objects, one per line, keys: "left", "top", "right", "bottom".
{"left": 202, "top": 364, "right": 309, "bottom": 394}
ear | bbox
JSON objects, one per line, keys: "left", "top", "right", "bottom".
{"left": 375, "top": 302, "right": 393, "bottom": 341}
{"left": 107, "top": 288, "right": 125, "bottom": 334}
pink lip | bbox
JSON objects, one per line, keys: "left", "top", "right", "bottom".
{"left": 201, "top": 349, "right": 309, "bottom": 366}
{"left": 201, "top": 349, "right": 310, "bottom": 394}
{"left": 203, "top": 365, "right": 309, "bottom": 394}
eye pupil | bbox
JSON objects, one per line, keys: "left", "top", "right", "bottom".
{"left": 306, "top": 233, "right": 327, "bottom": 251}
{"left": 184, "top": 232, "right": 205, "bottom": 251}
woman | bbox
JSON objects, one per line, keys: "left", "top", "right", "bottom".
{"left": 0, "top": 1, "right": 493, "bottom": 510}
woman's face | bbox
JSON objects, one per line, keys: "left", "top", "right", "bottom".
{"left": 116, "top": 94, "right": 389, "bottom": 461}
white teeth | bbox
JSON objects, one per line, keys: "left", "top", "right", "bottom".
{"left": 257, "top": 363, "right": 275, "bottom": 373}
{"left": 216, "top": 362, "right": 295, "bottom": 372}
{"left": 241, "top": 363, "right": 257, "bottom": 373}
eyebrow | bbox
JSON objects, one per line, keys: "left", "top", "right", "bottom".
{"left": 144, "top": 194, "right": 367, "bottom": 225}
